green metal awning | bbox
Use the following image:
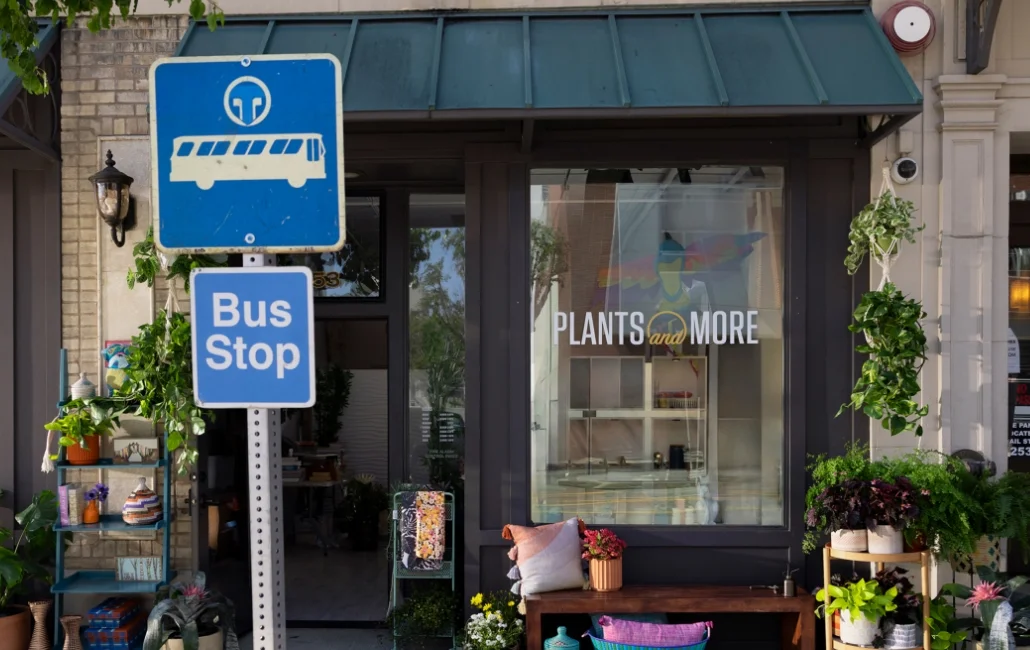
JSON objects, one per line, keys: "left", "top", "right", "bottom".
{"left": 175, "top": 6, "right": 923, "bottom": 120}
{"left": 0, "top": 20, "right": 60, "bottom": 161}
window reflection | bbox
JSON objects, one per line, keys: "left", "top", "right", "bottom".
{"left": 530, "top": 167, "right": 785, "bottom": 526}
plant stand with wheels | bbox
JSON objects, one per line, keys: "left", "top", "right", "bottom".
{"left": 390, "top": 491, "right": 456, "bottom": 650}
{"left": 822, "top": 545, "right": 931, "bottom": 650}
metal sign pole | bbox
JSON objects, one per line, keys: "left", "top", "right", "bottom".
{"left": 243, "top": 253, "right": 286, "bottom": 650}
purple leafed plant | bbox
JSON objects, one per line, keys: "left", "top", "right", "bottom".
{"left": 866, "top": 477, "right": 920, "bottom": 528}
{"left": 806, "top": 478, "right": 868, "bottom": 532}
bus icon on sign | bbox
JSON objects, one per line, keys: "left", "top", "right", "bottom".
{"left": 169, "top": 134, "right": 327, "bottom": 190}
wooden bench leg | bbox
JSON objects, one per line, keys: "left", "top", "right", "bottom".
{"left": 527, "top": 608, "right": 542, "bottom": 650}
{"left": 781, "top": 610, "right": 815, "bottom": 650}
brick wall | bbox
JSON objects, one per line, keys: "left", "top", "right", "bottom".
{"left": 59, "top": 15, "right": 194, "bottom": 575}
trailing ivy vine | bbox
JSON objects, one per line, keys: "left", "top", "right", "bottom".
{"left": 844, "top": 195, "right": 924, "bottom": 276}
{"left": 838, "top": 282, "right": 929, "bottom": 436}
{"left": 127, "top": 227, "right": 224, "bottom": 294}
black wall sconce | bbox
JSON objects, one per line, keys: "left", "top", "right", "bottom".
{"left": 89, "top": 150, "right": 135, "bottom": 247}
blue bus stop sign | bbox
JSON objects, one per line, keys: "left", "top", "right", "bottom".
{"left": 191, "top": 267, "right": 315, "bottom": 409}
{"left": 150, "top": 54, "right": 345, "bottom": 253}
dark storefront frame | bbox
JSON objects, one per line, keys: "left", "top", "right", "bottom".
{"left": 340, "top": 118, "right": 873, "bottom": 597}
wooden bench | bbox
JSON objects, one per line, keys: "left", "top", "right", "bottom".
{"left": 525, "top": 585, "right": 815, "bottom": 650}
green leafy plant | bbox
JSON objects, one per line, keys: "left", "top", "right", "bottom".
{"left": 144, "top": 572, "right": 239, "bottom": 650}
{"left": 803, "top": 444, "right": 875, "bottom": 553}
{"left": 127, "top": 227, "right": 225, "bottom": 294}
{"left": 463, "top": 592, "right": 524, "bottom": 650}
{"left": 337, "top": 477, "right": 388, "bottom": 551}
{"left": 388, "top": 582, "right": 460, "bottom": 642}
{"left": 313, "top": 365, "right": 353, "bottom": 447}
{"left": 0, "top": 490, "right": 58, "bottom": 612}
{"left": 927, "top": 596, "right": 970, "bottom": 650}
{"left": 44, "top": 397, "right": 120, "bottom": 458}
{"left": 117, "top": 311, "right": 208, "bottom": 473}
{"left": 845, "top": 193, "right": 923, "bottom": 276}
{"left": 815, "top": 578, "right": 898, "bottom": 623}
{"left": 838, "top": 283, "right": 928, "bottom": 436}
{"left": 0, "top": 2, "right": 224, "bottom": 95}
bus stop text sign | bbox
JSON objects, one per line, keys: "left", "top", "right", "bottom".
{"left": 149, "top": 54, "right": 345, "bottom": 253}
{"left": 191, "top": 267, "right": 315, "bottom": 409}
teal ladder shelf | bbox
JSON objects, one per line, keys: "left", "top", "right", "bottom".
{"left": 390, "top": 491, "right": 456, "bottom": 650}
{"left": 50, "top": 356, "right": 175, "bottom": 649}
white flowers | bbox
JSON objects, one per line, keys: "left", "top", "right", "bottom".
{"left": 463, "top": 609, "right": 523, "bottom": 650}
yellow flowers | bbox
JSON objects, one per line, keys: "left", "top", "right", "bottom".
{"left": 470, "top": 593, "right": 484, "bottom": 607}
{"left": 508, "top": 601, "right": 514, "bottom": 607}
{"left": 483, "top": 604, "right": 492, "bottom": 611}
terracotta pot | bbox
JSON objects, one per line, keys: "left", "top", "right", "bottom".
{"left": 0, "top": 605, "right": 31, "bottom": 650}
{"left": 162, "top": 628, "right": 223, "bottom": 650}
{"left": 589, "top": 558, "right": 623, "bottom": 592}
{"left": 903, "top": 532, "right": 927, "bottom": 553}
{"left": 830, "top": 528, "right": 868, "bottom": 552}
{"left": 868, "top": 525, "right": 903, "bottom": 554}
{"left": 82, "top": 500, "right": 100, "bottom": 525}
{"left": 65, "top": 434, "right": 101, "bottom": 465}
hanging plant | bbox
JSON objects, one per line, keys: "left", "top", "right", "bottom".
{"left": 844, "top": 176, "right": 923, "bottom": 277}
{"left": 127, "top": 226, "right": 224, "bottom": 294}
{"left": 838, "top": 282, "right": 928, "bottom": 436}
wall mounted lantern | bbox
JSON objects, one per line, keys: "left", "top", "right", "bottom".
{"left": 89, "top": 150, "right": 135, "bottom": 247}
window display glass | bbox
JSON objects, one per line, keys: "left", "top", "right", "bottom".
{"left": 529, "top": 167, "right": 785, "bottom": 526}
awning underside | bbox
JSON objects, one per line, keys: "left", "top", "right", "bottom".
{"left": 176, "top": 6, "right": 923, "bottom": 119}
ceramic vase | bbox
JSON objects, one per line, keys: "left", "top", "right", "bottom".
{"left": 61, "top": 615, "right": 83, "bottom": 650}
{"left": 839, "top": 610, "right": 879, "bottom": 646}
{"left": 122, "top": 477, "right": 162, "bottom": 526}
{"left": 589, "top": 558, "right": 623, "bottom": 592}
{"left": 830, "top": 528, "right": 868, "bottom": 552}
{"left": 70, "top": 373, "right": 96, "bottom": 399}
{"left": 82, "top": 500, "right": 100, "bottom": 525}
{"left": 867, "top": 525, "right": 903, "bottom": 554}
{"left": 28, "top": 600, "right": 51, "bottom": 650}
{"left": 951, "top": 536, "right": 1002, "bottom": 573}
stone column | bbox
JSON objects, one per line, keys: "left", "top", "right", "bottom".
{"left": 935, "top": 75, "right": 1006, "bottom": 463}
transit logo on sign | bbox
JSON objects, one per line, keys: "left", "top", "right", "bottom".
{"left": 149, "top": 54, "right": 345, "bottom": 253}
{"left": 190, "top": 267, "right": 315, "bottom": 409}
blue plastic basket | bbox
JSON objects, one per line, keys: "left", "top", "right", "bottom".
{"left": 584, "top": 629, "right": 710, "bottom": 650}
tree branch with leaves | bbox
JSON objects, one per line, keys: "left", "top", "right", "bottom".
{"left": 1, "top": 0, "right": 224, "bottom": 95}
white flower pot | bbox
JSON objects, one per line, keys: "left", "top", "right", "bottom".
{"left": 867, "top": 525, "right": 903, "bottom": 555}
{"left": 830, "top": 528, "right": 868, "bottom": 552}
{"left": 840, "top": 610, "right": 880, "bottom": 646}
{"left": 162, "top": 629, "right": 223, "bottom": 650}
{"left": 883, "top": 621, "right": 920, "bottom": 649}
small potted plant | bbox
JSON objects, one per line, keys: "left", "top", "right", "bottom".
{"left": 143, "top": 573, "right": 239, "bottom": 650}
{"left": 388, "top": 582, "right": 460, "bottom": 650}
{"left": 44, "top": 398, "right": 120, "bottom": 466}
{"left": 462, "top": 592, "right": 523, "bottom": 650}
{"left": 806, "top": 479, "right": 870, "bottom": 552}
{"left": 876, "top": 567, "right": 922, "bottom": 649}
{"left": 816, "top": 578, "right": 898, "bottom": 646}
{"left": 943, "top": 566, "right": 1030, "bottom": 650}
{"left": 582, "top": 528, "right": 626, "bottom": 592}
{"left": 866, "top": 477, "right": 919, "bottom": 554}
{"left": 82, "top": 482, "right": 109, "bottom": 525}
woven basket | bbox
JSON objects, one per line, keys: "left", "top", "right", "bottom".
{"left": 585, "top": 630, "right": 710, "bottom": 650}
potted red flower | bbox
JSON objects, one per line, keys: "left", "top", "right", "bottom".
{"left": 582, "top": 529, "right": 627, "bottom": 592}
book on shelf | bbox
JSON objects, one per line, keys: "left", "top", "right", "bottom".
{"left": 67, "top": 487, "right": 81, "bottom": 526}
{"left": 58, "top": 485, "right": 70, "bottom": 526}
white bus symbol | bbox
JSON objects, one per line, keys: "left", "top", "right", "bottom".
{"left": 169, "top": 134, "right": 327, "bottom": 190}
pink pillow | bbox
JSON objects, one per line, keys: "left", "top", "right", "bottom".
{"left": 598, "top": 616, "right": 712, "bottom": 646}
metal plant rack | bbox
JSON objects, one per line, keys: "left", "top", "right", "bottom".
{"left": 50, "top": 352, "right": 174, "bottom": 649}
{"left": 390, "top": 491, "right": 456, "bottom": 650}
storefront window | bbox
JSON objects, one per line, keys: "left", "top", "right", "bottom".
{"left": 280, "top": 196, "right": 381, "bottom": 298}
{"left": 408, "top": 194, "right": 466, "bottom": 489}
{"left": 530, "top": 167, "right": 785, "bottom": 526}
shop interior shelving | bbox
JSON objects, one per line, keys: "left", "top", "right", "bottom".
{"left": 51, "top": 431, "right": 173, "bottom": 649}
{"left": 390, "top": 491, "right": 456, "bottom": 650}
{"left": 821, "top": 544, "right": 931, "bottom": 650}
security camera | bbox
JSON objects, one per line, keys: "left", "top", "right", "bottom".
{"left": 891, "top": 157, "right": 919, "bottom": 184}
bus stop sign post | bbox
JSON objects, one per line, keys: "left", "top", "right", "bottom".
{"left": 150, "top": 53, "right": 345, "bottom": 650}
{"left": 149, "top": 54, "right": 345, "bottom": 254}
